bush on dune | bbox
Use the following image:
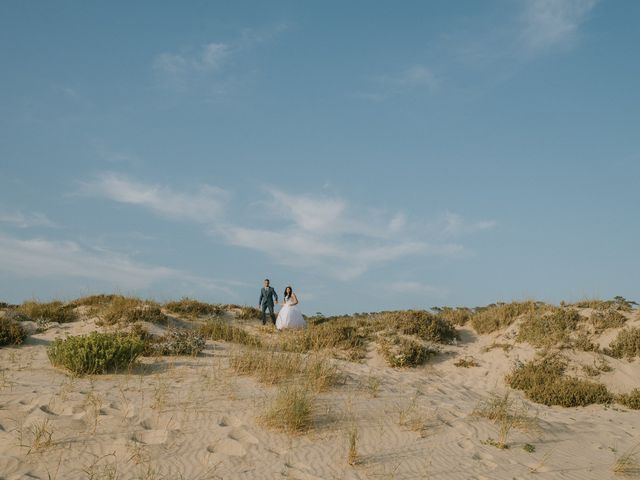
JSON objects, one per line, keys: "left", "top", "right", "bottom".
{"left": 377, "top": 310, "right": 458, "bottom": 344}
{"left": 607, "top": 328, "right": 640, "bottom": 359}
{"left": 145, "top": 328, "right": 206, "bottom": 356}
{"left": 516, "top": 309, "right": 581, "bottom": 348}
{"left": 590, "top": 309, "right": 627, "bottom": 332}
{"left": 378, "top": 335, "right": 436, "bottom": 368}
{"left": 198, "top": 318, "right": 262, "bottom": 347}
{"left": 433, "top": 306, "right": 473, "bottom": 326}
{"left": 99, "top": 297, "right": 167, "bottom": 326}
{"left": 617, "top": 389, "right": 640, "bottom": 410}
{"left": 0, "top": 317, "right": 27, "bottom": 346}
{"left": 470, "top": 301, "right": 543, "bottom": 334}
{"left": 164, "top": 298, "right": 224, "bottom": 318}
{"left": 47, "top": 332, "right": 144, "bottom": 375}
{"left": 18, "top": 300, "right": 78, "bottom": 323}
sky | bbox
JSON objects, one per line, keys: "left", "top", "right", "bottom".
{"left": 1, "top": 0, "right": 639, "bottom": 314}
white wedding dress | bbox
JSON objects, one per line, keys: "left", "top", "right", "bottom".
{"left": 276, "top": 296, "right": 306, "bottom": 330}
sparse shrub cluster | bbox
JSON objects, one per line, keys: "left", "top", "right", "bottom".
{"left": 277, "top": 319, "right": 368, "bottom": 360}
{"left": 378, "top": 310, "right": 458, "bottom": 344}
{"left": 236, "top": 306, "right": 262, "bottom": 320}
{"left": 0, "top": 317, "right": 27, "bottom": 346}
{"left": 198, "top": 318, "right": 262, "bottom": 347}
{"left": 571, "top": 331, "right": 599, "bottom": 352}
{"left": 378, "top": 336, "right": 436, "bottom": 367}
{"left": 470, "top": 301, "right": 542, "bottom": 334}
{"left": 567, "top": 296, "right": 636, "bottom": 312}
{"left": 99, "top": 297, "right": 167, "bottom": 325}
{"left": 164, "top": 298, "right": 224, "bottom": 318}
{"left": 434, "top": 306, "right": 473, "bottom": 326}
{"left": 18, "top": 301, "right": 78, "bottom": 323}
{"left": 590, "top": 309, "right": 627, "bottom": 332}
{"left": 607, "top": 328, "right": 640, "bottom": 359}
{"left": 47, "top": 332, "right": 144, "bottom": 375}
{"left": 145, "top": 329, "right": 206, "bottom": 356}
{"left": 617, "top": 389, "right": 640, "bottom": 410}
{"left": 506, "top": 355, "right": 612, "bottom": 407}
{"left": 516, "top": 309, "right": 581, "bottom": 348}
{"left": 71, "top": 294, "right": 124, "bottom": 307}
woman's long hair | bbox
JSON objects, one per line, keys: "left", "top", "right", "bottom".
{"left": 284, "top": 286, "right": 293, "bottom": 300}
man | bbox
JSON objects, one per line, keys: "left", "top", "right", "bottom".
{"left": 258, "top": 278, "right": 278, "bottom": 325}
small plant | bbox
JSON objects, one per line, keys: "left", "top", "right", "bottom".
{"left": 607, "top": 328, "right": 640, "bottom": 359}
{"left": 18, "top": 300, "right": 77, "bottom": 323}
{"left": 199, "top": 318, "right": 262, "bottom": 347}
{"left": 261, "top": 384, "right": 313, "bottom": 433}
{"left": 506, "top": 355, "right": 612, "bottom": 407}
{"left": 47, "top": 332, "right": 144, "bottom": 375}
{"left": 618, "top": 389, "right": 640, "bottom": 410}
{"left": 0, "top": 317, "right": 27, "bottom": 346}
{"left": 613, "top": 443, "right": 640, "bottom": 476}
{"left": 454, "top": 356, "right": 479, "bottom": 368}
{"left": 378, "top": 336, "right": 436, "bottom": 368}
{"left": 517, "top": 309, "right": 581, "bottom": 347}
{"left": 28, "top": 418, "right": 54, "bottom": 453}
{"left": 363, "top": 374, "right": 381, "bottom": 398}
{"left": 164, "top": 298, "right": 224, "bottom": 318}
{"left": 146, "top": 329, "right": 206, "bottom": 356}
{"left": 473, "top": 393, "right": 537, "bottom": 449}
{"left": 347, "top": 425, "right": 359, "bottom": 465}
{"left": 523, "top": 443, "right": 536, "bottom": 453}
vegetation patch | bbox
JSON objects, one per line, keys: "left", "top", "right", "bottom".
{"left": 99, "top": 297, "right": 167, "bottom": 326}
{"left": 377, "top": 310, "right": 458, "bottom": 344}
{"left": 566, "top": 296, "right": 636, "bottom": 312}
{"left": 590, "top": 309, "right": 627, "bottom": 332}
{"left": 48, "top": 332, "right": 144, "bottom": 375}
{"left": 277, "top": 319, "right": 369, "bottom": 360}
{"left": 506, "top": 355, "right": 612, "bottom": 407}
{"left": 454, "top": 356, "right": 479, "bottom": 367}
{"left": 0, "top": 317, "right": 27, "bottom": 346}
{"left": 473, "top": 393, "right": 537, "bottom": 449}
{"left": 71, "top": 294, "right": 126, "bottom": 307}
{"left": 199, "top": 318, "right": 262, "bottom": 347}
{"left": 378, "top": 335, "right": 436, "bottom": 368}
{"left": 261, "top": 384, "right": 313, "bottom": 434}
{"left": 516, "top": 309, "right": 581, "bottom": 348}
{"left": 471, "top": 301, "right": 542, "bottom": 334}
{"left": 617, "top": 389, "right": 640, "bottom": 410}
{"left": 164, "top": 298, "right": 224, "bottom": 318}
{"left": 433, "top": 306, "right": 473, "bottom": 326}
{"left": 144, "top": 329, "right": 206, "bottom": 356}
{"left": 236, "top": 306, "right": 262, "bottom": 320}
{"left": 607, "top": 328, "right": 640, "bottom": 359}
{"left": 18, "top": 300, "right": 78, "bottom": 323}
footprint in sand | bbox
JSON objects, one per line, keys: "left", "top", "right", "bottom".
{"left": 207, "top": 426, "right": 258, "bottom": 457}
{"left": 132, "top": 429, "right": 169, "bottom": 445}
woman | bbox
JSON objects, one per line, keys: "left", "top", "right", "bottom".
{"left": 275, "top": 286, "right": 306, "bottom": 330}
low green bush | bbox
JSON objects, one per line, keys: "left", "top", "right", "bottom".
{"left": 506, "top": 355, "right": 612, "bottom": 407}
{"left": 18, "top": 301, "right": 78, "bottom": 323}
{"left": 47, "top": 332, "right": 144, "bottom": 375}
{"left": 607, "top": 328, "right": 640, "bottom": 359}
{"left": 0, "top": 318, "right": 27, "bottom": 346}
{"left": 517, "top": 309, "right": 581, "bottom": 347}
{"left": 378, "top": 310, "right": 458, "bottom": 344}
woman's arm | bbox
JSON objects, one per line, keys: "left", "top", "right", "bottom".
{"left": 290, "top": 293, "right": 299, "bottom": 305}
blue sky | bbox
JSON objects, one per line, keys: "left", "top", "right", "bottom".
{"left": 1, "top": 0, "right": 638, "bottom": 314}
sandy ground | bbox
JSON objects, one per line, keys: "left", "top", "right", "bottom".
{"left": 1, "top": 311, "right": 640, "bottom": 480}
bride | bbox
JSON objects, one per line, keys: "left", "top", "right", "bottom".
{"left": 275, "top": 286, "right": 306, "bottom": 330}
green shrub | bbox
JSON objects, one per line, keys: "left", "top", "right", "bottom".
{"left": 590, "top": 309, "right": 627, "bottom": 332}
{"left": 18, "top": 301, "right": 78, "bottom": 323}
{"left": 0, "top": 318, "right": 27, "bottom": 346}
{"left": 618, "top": 389, "right": 640, "bottom": 410}
{"left": 517, "top": 309, "right": 581, "bottom": 347}
{"left": 47, "top": 332, "right": 144, "bottom": 375}
{"left": 471, "top": 301, "right": 542, "bottom": 334}
{"left": 572, "top": 331, "right": 599, "bottom": 352}
{"left": 506, "top": 355, "right": 612, "bottom": 407}
{"left": 198, "top": 318, "right": 262, "bottom": 347}
{"left": 378, "top": 336, "right": 436, "bottom": 368}
{"left": 378, "top": 310, "right": 458, "bottom": 344}
{"left": 145, "top": 329, "right": 206, "bottom": 356}
{"left": 607, "top": 328, "right": 640, "bottom": 359}
{"left": 164, "top": 298, "right": 224, "bottom": 317}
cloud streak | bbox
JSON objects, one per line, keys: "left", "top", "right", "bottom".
{"left": 0, "top": 210, "right": 57, "bottom": 228}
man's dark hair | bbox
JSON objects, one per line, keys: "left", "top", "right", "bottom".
{"left": 264, "top": 278, "right": 270, "bottom": 283}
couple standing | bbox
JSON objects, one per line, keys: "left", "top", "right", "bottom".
{"left": 258, "top": 278, "right": 306, "bottom": 330}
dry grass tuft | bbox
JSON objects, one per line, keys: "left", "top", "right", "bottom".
{"left": 590, "top": 309, "right": 627, "bottom": 332}
{"left": 261, "top": 384, "right": 313, "bottom": 433}
{"left": 164, "top": 298, "right": 224, "bottom": 318}
{"left": 98, "top": 296, "right": 167, "bottom": 326}
{"left": 471, "top": 301, "right": 543, "bottom": 334}
{"left": 378, "top": 336, "right": 436, "bottom": 368}
{"left": 0, "top": 317, "right": 27, "bottom": 346}
{"left": 454, "top": 356, "right": 479, "bottom": 368}
{"left": 347, "top": 425, "right": 359, "bottom": 465}
{"left": 607, "top": 328, "right": 640, "bottom": 359}
{"left": 517, "top": 309, "right": 581, "bottom": 348}
{"left": 613, "top": 443, "right": 640, "bottom": 476}
{"left": 473, "top": 392, "right": 537, "bottom": 449}
{"left": 18, "top": 300, "right": 78, "bottom": 323}
{"left": 618, "top": 389, "right": 640, "bottom": 410}
{"left": 198, "top": 318, "right": 262, "bottom": 347}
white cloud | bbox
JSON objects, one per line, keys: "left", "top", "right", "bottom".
{"left": 521, "top": 0, "right": 598, "bottom": 52}
{"left": 0, "top": 210, "right": 57, "bottom": 228}
{"left": 0, "top": 231, "right": 236, "bottom": 295}
{"left": 80, "top": 173, "right": 228, "bottom": 223}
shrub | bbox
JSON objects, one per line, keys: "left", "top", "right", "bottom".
{"left": 198, "top": 318, "right": 262, "bottom": 347}
{"left": 99, "top": 297, "right": 167, "bottom": 325}
{"left": 506, "top": 355, "right": 612, "bottom": 407}
{"left": 618, "top": 389, "right": 640, "bottom": 410}
{"left": 71, "top": 294, "right": 124, "bottom": 307}
{"left": 473, "top": 393, "right": 537, "bottom": 449}
{"left": 164, "top": 298, "right": 224, "bottom": 318}
{"left": 607, "top": 328, "right": 640, "bottom": 359}
{"left": 590, "top": 309, "right": 627, "bottom": 332}
{"left": 516, "top": 309, "right": 581, "bottom": 347}
{"left": 378, "top": 336, "right": 436, "bottom": 368}
{"left": 277, "top": 319, "right": 368, "bottom": 360}
{"left": 568, "top": 297, "right": 635, "bottom": 312}
{"left": 261, "top": 384, "right": 313, "bottom": 433}
{"left": 146, "top": 329, "right": 206, "bottom": 356}
{"left": 471, "top": 301, "right": 541, "bottom": 334}
{"left": 572, "top": 331, "right": 599, "bottom": 352}
{"left": 47, "top": 332, "right": 144, "bottom": 375}
{"left": 18, "top": 301, "right": 77, "bottom": 323}
{"left": 236, "top": 306, "right": 262, "bottom": 320}
{"left": 378, "top": 310, "right": 458, "bottom": 344}
{"left": 0, "top": 318, "right": 27, "bottom": 346}
{"left": 434, "top": 307, "right": 473, "bottom": 326}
